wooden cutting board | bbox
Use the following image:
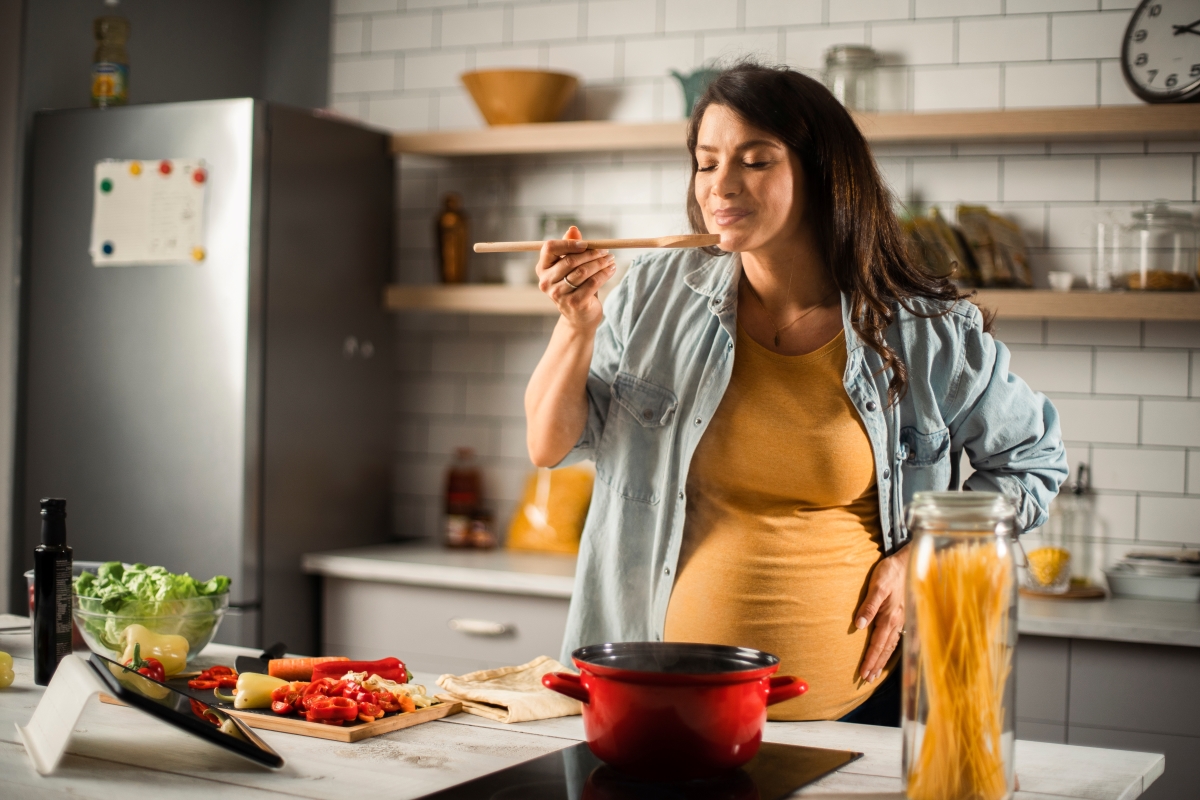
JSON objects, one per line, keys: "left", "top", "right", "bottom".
{"left": 223, "top": 700, "right": 462, "bottom": 742}
{"left": 99, "top": 692, "right": 462, "bottom": 743}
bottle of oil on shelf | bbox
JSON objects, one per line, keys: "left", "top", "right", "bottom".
{"left": 34, "top": 498, "right": 73, "bottom": 685}
{"left": 91, "top": 2, "right": 129, "bottom": 108}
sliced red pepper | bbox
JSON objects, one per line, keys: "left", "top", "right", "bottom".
{"left": 271, "top": 700, "right": 293, "bottom": 715}
{"left": 358, "top": 701, "right": 383, "bottom": 720}
{"left": 376, "top": 692, "right": 402, "bottom": 713}
{"left": 216, "top": 675, "right": 238, "bottom": 689}
{"left": 188, "top": 679, "right": 219, "bottom": 690}
{"left": 206, "top": 665, "right": 235, "bottom": 676}
{"left": 308, "top": 696, "right": 358, "bottom": 721}
{"left": 189, "top": 699, "right": 221, "bottom": 726}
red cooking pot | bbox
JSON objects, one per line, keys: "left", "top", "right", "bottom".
{"left": 542, "top": 642, "right": 807, "bottom": 781}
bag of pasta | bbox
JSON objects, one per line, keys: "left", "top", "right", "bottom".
{"left": 956, "top": 205, "right": 1032, "bottom": 288}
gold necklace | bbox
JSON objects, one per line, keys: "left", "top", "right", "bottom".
{"left": 744, "top": 281, "right": 838, "bottom": 347}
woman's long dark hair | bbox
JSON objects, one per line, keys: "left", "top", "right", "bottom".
{"left": 687, "top": 61, "right": 966, "bottom": 405}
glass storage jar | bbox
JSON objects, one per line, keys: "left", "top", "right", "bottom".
{"left": 822, "top": 45, "right": 878, "bottom": 112}
{"left": 1115, "top": 201, "right": 1199, "bottom": 291}
{"left": 1020, "top": 464, "right": 1105, "bottom": 595}
{"left": 903, "top": 491, "right": 1017, "bottom": 800}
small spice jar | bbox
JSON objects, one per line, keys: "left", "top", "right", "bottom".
{"left": 903, "top": 491, "right": 1017, "bottom": 800}
{"left": 822, "top": 45, "right": 878, "bottom": 112}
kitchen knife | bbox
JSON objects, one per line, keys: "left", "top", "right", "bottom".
{"left": 235, "top": 641, "right": 287, "bottom": 676}
{"left": 473, "top": 233, "right": 720, "bottom": 253}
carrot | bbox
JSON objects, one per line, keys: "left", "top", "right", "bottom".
{"left": 268, "top": 656, "right": 349, "bottom": 682}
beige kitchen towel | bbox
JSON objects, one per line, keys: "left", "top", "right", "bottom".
{"left": 435, "top": 655, "right": 582, "bottom": 723}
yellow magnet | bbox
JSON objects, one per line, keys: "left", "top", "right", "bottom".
{"left": 129, "top": 161, "right": 142, "bottom": 176}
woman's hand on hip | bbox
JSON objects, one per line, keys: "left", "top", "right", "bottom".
{"left": 537, "top": 226, "right": 617, "bottom": 330}
{"left": 855, "top": 545, "right": 911, "bottom": 683}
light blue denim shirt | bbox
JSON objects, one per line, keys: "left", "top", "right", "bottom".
{"left": 557, "top": 248, "right": 1067, "bottom": 660}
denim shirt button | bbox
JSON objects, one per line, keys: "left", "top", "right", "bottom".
{"left": 694, "top": 418, "right": 702, "bottom": 425}
{"left": 866, "top": 400, "right": 878, "bottom": 412}
{"left": 664, "top": 566, "right": 671, "bottom": 576}
{"left": 678, "top": 491, "right": 684, "bottom": 500}
{"left": 642, "top": 408, "right": 654, "bottom": 420}
{"left": 882, "top": 467, "right": 891, "bottom": 480}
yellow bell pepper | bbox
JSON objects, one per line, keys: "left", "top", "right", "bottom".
{"left": 0, "top": 651, "right": 13, "bottom": 689}
{"left": 216, "top": 672, "right": 287, "bottom": 709}
{"left": 118, "top": 624, "right": 189, "bottom": 677}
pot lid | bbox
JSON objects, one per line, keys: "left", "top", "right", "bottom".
{"left": 572, "top": 642, "right": 779, "bottom": 675}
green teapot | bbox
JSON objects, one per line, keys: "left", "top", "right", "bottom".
{"left": 670, "top": 67, "right": 722, "bottom": 116}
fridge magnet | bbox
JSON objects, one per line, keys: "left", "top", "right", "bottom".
{"left": 89, "top": 158, "right": 208, "bottom": 266}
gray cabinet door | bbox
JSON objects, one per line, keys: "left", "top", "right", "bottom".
{"left": 1069, "top": 639, "right": 1200, "bottom": 739}
{"left": 321, "top": 577, "right": 571, "bottom": 675}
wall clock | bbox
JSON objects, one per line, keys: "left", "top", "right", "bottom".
{"left": 1122, "top": 0, "right": 1200, "bottom": 102}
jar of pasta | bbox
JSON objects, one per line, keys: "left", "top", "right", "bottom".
{"left": 1115, "top": 201, "right": 1199, "bottom": 291}
{"left": 903, "top": 492, "right": 1017, "bottom": 800}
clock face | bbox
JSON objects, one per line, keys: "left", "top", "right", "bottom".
{"left": 1122, "top": 0, "right": 1200, "bottom": 102}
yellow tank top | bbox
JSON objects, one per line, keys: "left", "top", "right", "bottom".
{"left": 664, "top": 324, "right": 890, "bottom": 720}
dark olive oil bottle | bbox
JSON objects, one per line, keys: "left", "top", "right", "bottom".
{"left": 34, "top": 498, "right": 72, "bottom": 685}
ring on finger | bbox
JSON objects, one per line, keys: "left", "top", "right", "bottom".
{"left": 563, "top": 276, "right": 581, "bottom": 290}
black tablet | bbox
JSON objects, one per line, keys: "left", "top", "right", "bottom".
{"left": 88, "top": 653, "right": 284, "bottom": 769}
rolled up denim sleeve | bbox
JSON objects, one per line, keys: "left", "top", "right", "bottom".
{"left": 554, "top": 274, "right": 628, "bottom": 468}
{"left": 945, "top": 306, "right": 1068, "bottom": 531}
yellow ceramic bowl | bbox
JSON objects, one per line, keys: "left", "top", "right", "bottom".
{"left": 460, "top": 69, "right": 579, "bottom": 126}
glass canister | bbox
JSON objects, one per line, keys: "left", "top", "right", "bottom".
{"left": 1114, "top": 201, "right": 1199, "bottom": 291}
{"left": 1021, "top": 464, "right": 1105, "bottom": 594}
{"left": 903, "top": 491, "right": 1017, "bottom": 800}
{"left": 822, "top": 45, "right": 878, "bottom": 112}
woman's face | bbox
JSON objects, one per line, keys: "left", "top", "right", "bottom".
{"left": 693, "top": 104, "right": 806, "bottom": 254}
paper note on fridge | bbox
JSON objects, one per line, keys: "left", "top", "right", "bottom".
{"left": 89, "top": 158, "right": 209, "bottom": 266}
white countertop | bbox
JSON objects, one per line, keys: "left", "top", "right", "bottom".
{"left": 0, "top": 614, "right": 1165, "bottom": 799}
{"left": 301, "top": 543, "right": 577, "bottom": 598}
{"left": 303, "top": 544, "right": 1200, "bottom": 647}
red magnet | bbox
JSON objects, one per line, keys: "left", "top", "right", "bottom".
{"left": 192, "top": 168, "right": 206, "bottom": 184}
{"left": 159, "top": 160, "right": 172, "bottom": 175}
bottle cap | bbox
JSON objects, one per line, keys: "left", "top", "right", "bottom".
{"left": 39, "top": 498, "right": 67, "bottom": 546}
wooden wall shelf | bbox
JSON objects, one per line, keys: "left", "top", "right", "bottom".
{"left": 386, "top": 285, "right": 1200, "bottom": 322}
{"left": 391, "top": 105, "right": 1200, "bottom": 157}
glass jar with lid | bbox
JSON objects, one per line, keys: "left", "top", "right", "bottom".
{"left": 822, "top": 45, "right": 878, "bottom": 112}
{"left": 903, "top": 491, "right": 1017, "bottom": 800}
{"left": 1114, "top": 201, "right": 1200, "bottom": 291}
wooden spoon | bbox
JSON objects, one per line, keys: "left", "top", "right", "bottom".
{"left": 473, "top": 234, "right": 720, "bottom": 253}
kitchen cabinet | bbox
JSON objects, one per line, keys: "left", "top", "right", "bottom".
{"left": 319, "top": 577, "right": 570, "bottom": 675}
{"left": 1016, "top": 634, "right": 1200, "bottom": 800}
{"left": 303, "top": 545, "right": 574, "bottom": 675}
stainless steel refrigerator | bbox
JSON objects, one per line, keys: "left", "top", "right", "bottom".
{"left": 17, "top": 99, "right": 395, "bottom": 654}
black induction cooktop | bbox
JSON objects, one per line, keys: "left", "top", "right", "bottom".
{"left": 414, "top": 741, "right": 862, "bottom": 800}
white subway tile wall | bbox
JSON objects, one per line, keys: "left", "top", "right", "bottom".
{"left": 330, "top": 2, "right": 1200, "bottom": 550}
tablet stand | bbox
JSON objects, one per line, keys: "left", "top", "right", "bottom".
{"left": 16, "top": 654, "right": 110, "bottom": 775}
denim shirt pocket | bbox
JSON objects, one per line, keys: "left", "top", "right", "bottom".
{"left": 595, "top": 372, "right": 678, "bottom": 505}
{"left": 899, "top": 425, "right": 952, "bottom": 494}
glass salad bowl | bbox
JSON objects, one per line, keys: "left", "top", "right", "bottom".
{"left": 72, "top": 591, "right": 230, "bottom": 663}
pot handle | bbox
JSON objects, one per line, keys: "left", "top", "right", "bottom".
{"left": 542, "top": 672, "right": 590, "bottom": 705}
{"left": 766, "top": 676, "right": 808, "bottom": 706}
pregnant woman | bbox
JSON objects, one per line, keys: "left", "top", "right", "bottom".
{"left": 524, "top": 62, "right": 1066, "bottom": 724}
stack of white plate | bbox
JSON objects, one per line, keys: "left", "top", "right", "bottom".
{"left": 1105, "top": 549, "right": 1200, "bottom": 602}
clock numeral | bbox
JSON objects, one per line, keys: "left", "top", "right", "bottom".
{"left": 1148, "top": 69, "right": 1159, "bottom": 83}
{"left": 1137, "top": 53, "right": 1149, "bottom": 66}
{"left": 1149, "top": 4, "right": 1162, "bottom": 16}
{"left": 1167, "top": 73, "right": 1179, "bottom": 88}
{"left": 1134, "top": 29, "right": 1148, "bottom": 42}
{"left": 1191, "top": 64, "right": 1200, "bottom": 77}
